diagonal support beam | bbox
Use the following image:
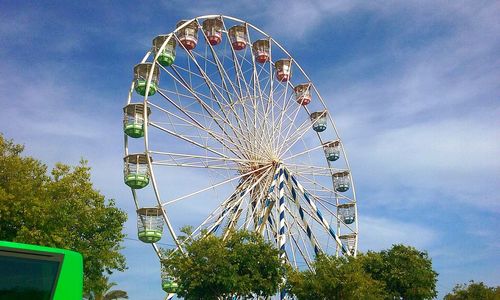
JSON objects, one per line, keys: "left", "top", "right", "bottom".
{"left": 288, "top": 169, "right": 350, "bottom": 256}
{"left": 284, "top": 168, "right": 322, "bottom": 256}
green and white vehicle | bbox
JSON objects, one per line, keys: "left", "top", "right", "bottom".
{"left": 0, "top": 241, "right": 83, "bottom": 300}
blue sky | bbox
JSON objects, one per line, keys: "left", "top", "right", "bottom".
{"left": 1, "top": 1, "right": 499, "bottom": 299}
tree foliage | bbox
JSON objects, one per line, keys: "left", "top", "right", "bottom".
{"left": 444, "top": 281, "right": 500, "bottom": 300}
{"left": 161, "top": 230, "right": 282, "bottom": 299}
{"left": 287, "top": 244, "right": 438, "bottom": 300}
{"left": 287, "top": 254, "right": 388, "bottom": 300}
{"left": 362, "top": 244, "right": 438, "bottom": 300}
{"left": 0, "top": 134, "right": 127, "bottom": 294}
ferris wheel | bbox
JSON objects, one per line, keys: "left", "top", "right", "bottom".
{"left": 123, "top": 15, "right": 358, "bottom": 296}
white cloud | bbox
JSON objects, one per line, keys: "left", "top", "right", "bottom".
{"left": 359, "top": 215, "right": 437, "bottom": 251}
{"left": 348, "top": 116, "right": 500, "bottom": 209}
{"left": 308, "top": 0, "right": 500, "bottom": 211}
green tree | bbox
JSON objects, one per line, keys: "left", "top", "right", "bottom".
{"left": 287, "top": 254, "right": 388, "bottom": 300}
{"left": 162, "top": 230, "right": 282, "bottom": 299}
{"left": 362, "top": 244, "right": 438, "bottom": 300}
{"left": 0, "top": 134, "right": 127, "bottom": 293}
{"left": 84, "top": 277, "right": 129, "bottom": 300}
{"left": 444, "top": 280, "right": 500, "bottom": 300}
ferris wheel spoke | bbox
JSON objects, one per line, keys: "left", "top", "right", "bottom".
{"left": 294, "top": 219, "right": 315, "bottom": 267}
{"left": 245, "top": 26, "right": 261, "bottom": 137}
{"left": 252, "top": 64, "right": 272, "bottom": 130}
{"left": 149, "top": 97, "right": 254, "bottom": 157}
{"left": 161, "top": 63, "right": 234, "bottom": 128}
{"left": 152, "top": 161, "right": 239, "bottom": 171}
{"left": 149, "top": 150, "right": 267, "bottom": 165}
{"left": 219, "top": 167, "right": 273, "bottom": 240}
{"left": 218, "top": 21, "right": 254, "bottom": 105}
{"left": 149, "top": 121, "right": 233, "bottom": 159}
{"left": 276, "top": 101, "right": 305, "bottom": 155}
{"left": 274, "top": 85, "right": 295, "bottom": 149}
{"left": 218, "top": 39, "right": 255, "bottom": 146}
{"left": 162, "top": 163, "right": 271, "bottom": 206}
{"left": 289, "top": 197, "right": 328, "bottom": 240}
{"left": 240, "top": 74, "right": 277, "bottom": 156}
{"left": 287, "top": 170, "right": 350, "bottom": 255}
{"left": 205, "top": 176, "right": 257, "bottom": 235}
{"left": 284, "top": 163, "right": 346, "bottom": 176}
{"left": 286, "top": 220, "right": 298, "bottom": 269}
{"left": 269, "top": 74, "right": 289, "bottom": 123}
{"left": 167, "top": 53, "right": 236, "bottom": 110}
{"left": 270, "top": 88, "right": 299, "bottom": 150}
{"left": 264, "top": 211, "right": 279, "bottom": 249}
{"left": 285, "top": 175, "right": 322, "bottom": 255}
{"left": 149, "top": 100, "right": 250, "bottom": 157}
{"left": 186, "top": 67, "right": 235, "bottom": 108}
{"left": 160, "top": 64, "right": 255, "bottom": 158}
{"left": 287, "top": 222, "right": 313, "bottom": 270}
{"left": 314, "top": 196, "right": 356, "bottom": 232}
{"left": 270, "top": 210, "right": 284, "bottom": 254}
{"left": 210, "top": 194, "right": 246, "bottom": 235}
{"left": 278, "top": 108, "right": 321, "bottom": 158}
{"left": 195, "top": 28, "right": 257, "bottom": 148}
{"left": 201, "top": 44, "right": 243, "bottom": 108}
{"left": 173, "top": 179, "right": 251, "bottom": 249}
{"left": 234, "top": 47, "right": 254, "bottom": 99}
{"left": 282, "top": 143, "right": 325, "bottom": 161}
{"left": 166, "top": 62, "right": 247, "bottom": 146}
{"left": 157, "top": 87, "right": 202, "bottom": 102}
{"left": 223, "top": 186, "right": 256, "bottom": 236}
{"left": 256, "top": 166, "right": 282, "bottom": 234}
{"left": 162, "top": 79, "right": 221, "bottom": 120}
{"left": 279, "top": 94, "right": 303, "bottom": 139}
{"left": 293, "top": 172, "right": 354, "bottom": 203}
{"left": 265, "top": 41, "right": 277, "bottom": 150}
{"left": 162, "top": 52, "right": 239, "bottom": 130}
{"left": 249, "top": 173, "right": 275, "bottom": 230}
{"left": 174, "top": 66, "right": 230, "bottom": 106}
{"left": 181, "top": 52, "right": 237, "bottom": 108}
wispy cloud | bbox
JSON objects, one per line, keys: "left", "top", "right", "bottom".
{"left": 359, "top": 215, "right": 438, "bottom": 251}
{"left": 315, "top": 1, "right": 500, "bottom": 213}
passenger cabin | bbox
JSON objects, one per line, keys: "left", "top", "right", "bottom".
{"left": 136, "top": 207, "right": 163, "bottom": 243}
{"left": 333, "top": 171, "right": 350, "bottom": 193}
{"left": 323, "top": 140, "right": 340, "bottom": 161}
{"left": 310, "top": 111, "right": 327, "bottom": 132}
{"left": 161, "top": 269, "right": 179, "bottom": 293}
{"left": 294, "top": 83, "right": 311, "bottom": 105}
{"left": 176, "top": 20, "right": 198, "bottom": 50}
{"left": 134, "top": 63, "right": 159, "bottom": 96}
{"left": 202, "top": 17, "right": 223, "bottom": 46}
{"left": 228, "top": 24, "right": 248, "bottom": 50}
{"left": 123, "top": 153, "right": 150, "bottom": 189}
{"left": 123, "top": 103, "right": 150, "bottom": 138}
{"left": 275, "top": 59, "right": 292, "bottom": 82}
{"left": 152, "top": 35, "right": 176, "bottom": 67}
{"left": 337, "top": 203, "right": 355, "bottom": 224}
{"left": 340, "top": 234, "right": 356, "bottom": 255}
{"left": 252, "top": 39, "right": 270, "bottom": 63}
